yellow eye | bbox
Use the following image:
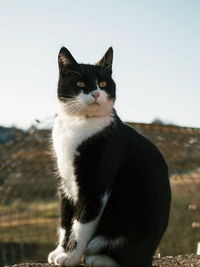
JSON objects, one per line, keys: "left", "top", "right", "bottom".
{"left": 99, "top": 81, "right": 107, "bottom": 88}
{"left": 76, "top": 81, "right": 86, "bottom": 88}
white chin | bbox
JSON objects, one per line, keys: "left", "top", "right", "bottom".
{"left": 85, "top": 101, "right": 114, "bottom": 118}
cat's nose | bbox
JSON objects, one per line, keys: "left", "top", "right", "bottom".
{"left": 91, "top": 91, "right": 100, "bottom": 99}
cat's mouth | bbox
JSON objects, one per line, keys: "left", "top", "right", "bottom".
{"left": 59, "top": 97, "right": 114, "bottom": 118}
{"left": 88, "top": 101, "right": 100, "bottom": 106}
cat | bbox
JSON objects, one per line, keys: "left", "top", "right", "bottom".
{"left": 47, "top": 46, "right": 171, "bottom": 267}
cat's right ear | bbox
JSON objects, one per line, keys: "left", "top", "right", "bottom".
{"left": 96, "top": 47, "right": 113, "bottom": 69}
{"left": 58, "top": 47, "right": 78, "bottom": 70}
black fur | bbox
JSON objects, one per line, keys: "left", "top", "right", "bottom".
{"left": 58, "top": 47, "right": 116, "bottom": 101}
{"left": 73, "top": 117, "right": 170, "bottom": 267}
{"left": 54, "top": 47, "right": 171, "bottom": 267}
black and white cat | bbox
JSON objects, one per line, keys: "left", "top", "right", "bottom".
{"left": 48, "top": 47, "right": 171, "bottom": 267}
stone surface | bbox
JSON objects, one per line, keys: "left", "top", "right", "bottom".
{"left": 5, "top": 254, "right": 200, "bottom": 267}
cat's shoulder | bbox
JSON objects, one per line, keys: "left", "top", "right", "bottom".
{"left": 115, "top": 119, "right": 159, "bottom": 150}
{"left": 113, "top": 117, "right": 142, "bottom": 140}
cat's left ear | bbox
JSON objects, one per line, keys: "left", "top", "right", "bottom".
{"left": 96, "top": 47, "right": 113, "bottom": 72}
{"left": 58, "top": 47, "right": 78, "bottom": 70}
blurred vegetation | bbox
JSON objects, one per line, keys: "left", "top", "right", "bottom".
{"left": 160, "top": 177, "right": 200, "bottom": 256}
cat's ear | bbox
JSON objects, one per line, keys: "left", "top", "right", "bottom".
{"left": 58, "top": 47, "right": 78, "bottom": 70}
{"left": 96, "top": 47, "right": 113, "bottom": 71}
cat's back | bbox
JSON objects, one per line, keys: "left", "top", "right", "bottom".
{"left": 113, "top": 120, "right": 169, "bottom": 186}
{"left": 117, "top": 120, "right": 167, "bottom": 161}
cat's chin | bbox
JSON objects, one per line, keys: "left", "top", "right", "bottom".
{"left": 85, "top": 108, "right": 113, "bottom": 118}
{"left": 58, "top": 99, "right": 114, "bottom": 119}
{"left": 84, "top": 101, "right": 113, "bottom": 117}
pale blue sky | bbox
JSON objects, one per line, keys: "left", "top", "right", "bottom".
{"left": 0, "top": 0, "right": 200, "bottom": 129}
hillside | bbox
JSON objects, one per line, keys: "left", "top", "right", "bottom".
{"left": 1, "top": 122, "right": 200, "bottom": 202}
{"left": 0, "top": 126, "right": 23, "bottom": 145}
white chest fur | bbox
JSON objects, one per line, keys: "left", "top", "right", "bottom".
{"left": 52, "top": 113, "right": 114, "bottom": 203}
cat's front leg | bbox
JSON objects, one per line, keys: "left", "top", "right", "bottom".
{"left": 48, "top": 195, "right": 74, "bottom": 264}
{"left": 54, "top": 193, "right": 108, "bottom": 266}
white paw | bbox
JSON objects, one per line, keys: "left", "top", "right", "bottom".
{"left": 48, "top": 246, "right": 64, "bottom": 264}
{"left": 54, "top": 251, "right": 81, "bottom": 266}
{"left": 85, "top": 255, "right": 121, "bottom": 267}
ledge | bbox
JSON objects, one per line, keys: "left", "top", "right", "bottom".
{"left": 4, "top": 254, "right": 200, "bottom": 267}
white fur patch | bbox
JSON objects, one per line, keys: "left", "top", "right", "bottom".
{"left": 52, "top": 192, "right": 110, "bottom": 266}
{"left": 85, "top": 254, "right": 121, "bottom": 267}
{"left": 48, "top": 246, "right": 64, "bottom": 264}
{"left": 52, "top": 112, "right": 113, "bottom": 203}
{"left": 70, "top": 192, "right": 110, "bottom": 252}
{"left": 78, "top": 87, "right": 106, "bottom": 105}
{"left": 58, "top": 227, "right": 66, "bottom": 246}
{"left": 47, "top": 227, "right": 66, "bottom": 263}
{"left": 72, "top": 218, "right": 101, "bottom": 252}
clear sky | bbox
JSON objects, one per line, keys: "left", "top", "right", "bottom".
{"left": 1, "top": 0, "right": 200, "bottom": 129}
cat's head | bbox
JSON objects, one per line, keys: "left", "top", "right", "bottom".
{"left": 57, "top": 47, "right": 116, "bottom": 118}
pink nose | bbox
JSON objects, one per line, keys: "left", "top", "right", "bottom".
{"left": 91, "top": 91, "right": 100, "bottom": 99}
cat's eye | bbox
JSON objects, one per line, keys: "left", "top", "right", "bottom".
{"left": 99, "top": 81, "right": 107, "bottom": 88}
{"left": 76, "top": 81, "right": 86, "bottom": 88}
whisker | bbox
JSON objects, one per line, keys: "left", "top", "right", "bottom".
{"left": 67, "top": 106, "right": 79, "bottom": 112}
{"left": 65, "top": 101, "right": 83, "bottom": 112}
{"left": 59, "top": 97, "right": 69, "bottom": 102}
{"left": 60, "top": 97, "right": 87, "bottom": 114}
{"left": 60, "top": 98, "right": 79, "bottom": 104}
{"left": 67, "top": 102, "right": 83, "bottom": 108}
{"left": 66, "top": 105, "right": 79, "bottom": 112}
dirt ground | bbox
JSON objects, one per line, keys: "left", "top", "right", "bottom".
{"left": 5, "top": 254, "right": 200, "bottom": 267}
